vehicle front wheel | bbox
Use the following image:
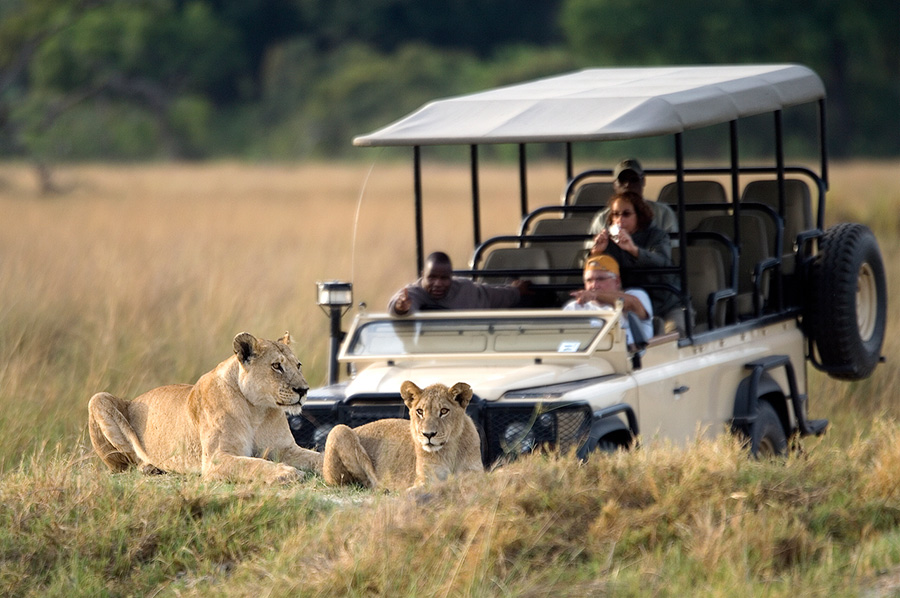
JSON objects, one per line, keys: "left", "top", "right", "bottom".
{"left": 747, "top": 400, "right": 787, "bottom": 457}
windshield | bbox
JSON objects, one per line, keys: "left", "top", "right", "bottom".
{"left": 344, "top": 314, "right": 615, "bottom": 359}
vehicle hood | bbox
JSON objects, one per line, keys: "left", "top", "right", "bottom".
{"left": 344, "top": 359, "right": 617, "bottom": 401}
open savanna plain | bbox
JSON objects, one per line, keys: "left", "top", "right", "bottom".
{"left": 1, "top": 160, "right": 899, "bottom": 597}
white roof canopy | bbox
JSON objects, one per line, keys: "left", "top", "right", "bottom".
{"left": 353, "top": 64, "right": 825, "bottom": 147}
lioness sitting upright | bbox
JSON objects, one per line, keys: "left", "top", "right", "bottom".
{"left": 88, "top": 332, "right": 323, "bottom": 484}
{"left": 323, "top": 381, "right": 483, "bottom": 491}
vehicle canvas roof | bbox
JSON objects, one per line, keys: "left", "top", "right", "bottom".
{"left": 353, "top": 64, "right": 825, "bottom": 147}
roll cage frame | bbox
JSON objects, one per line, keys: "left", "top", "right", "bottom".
{"left": 402, "top": 100, "right": 827, "bottom": 342}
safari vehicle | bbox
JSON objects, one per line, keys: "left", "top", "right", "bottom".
{"left": 289, "top": 65, "right": 887, "bottom": 462}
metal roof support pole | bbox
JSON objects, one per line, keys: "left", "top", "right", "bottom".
{"left": 773, "top": 111, "right": 786, "bottom": 312}
{"left": 470, "top": 144, "right": 482, "bottom": 247}
{"left": 730, "top": 120, "right": 741, "bottom": 247}
{"left": 565, "top": 142, "right": 574, "bottom": 181}
{"left": 413, "top": 146, "right": 425, "bottom": 275}
{"left": 518, "top": 144, "right": 529, "bottom": 218}
{"left": 774, "top": 110, "right": 786, "bottom": 221}
{"left": 674, "top": 133, "right": 692, "bottom": 338}
{"left": 818, "top": 98, "right": 829, "bottom": 192}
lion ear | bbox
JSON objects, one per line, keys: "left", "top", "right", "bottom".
{"left": 400, "top": 380, "right": 421, "bottom": 408}
{"left": 449, "top": 382, "right": 473, "bottom": 409}
{"left": 279, "top": 331, "right": 293, "bottom": 346}
{"left": 233, "top": 332, "right": 259, "bottom": 364}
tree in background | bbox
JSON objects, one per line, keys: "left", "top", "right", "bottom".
{"left": 0, "top": 0, "right": 246, "bottom": 189}
{"left": 561, "top": 0, "right": 900, "bottom": 157}
{"left": 1, "top": 0, "right": 897, "bottom": 180}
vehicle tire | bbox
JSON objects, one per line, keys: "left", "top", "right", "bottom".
{"left": 809, "top": 223, "right": 887, "bottom": 380}
{"left": 748, "top": 400, "right": 787, "bottom": 457}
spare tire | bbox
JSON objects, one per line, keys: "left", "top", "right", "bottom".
{"left": 809, "top": 223, "right": 887, "bottom": 380}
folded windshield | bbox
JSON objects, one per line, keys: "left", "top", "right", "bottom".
{"left": 345, "top": 314, "right": 614, "bottom": 358}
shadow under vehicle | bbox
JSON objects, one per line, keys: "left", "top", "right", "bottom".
{"left": 290, "top": 65, "right": 887, "bottom": 462}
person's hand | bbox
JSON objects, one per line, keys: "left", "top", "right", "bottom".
{"left": 590, "top": 229, "right": 610, "bottom": 255}
{"left": 394, "top": 287, "right": 411, "bottom": 314}
{"left": 569, "top": 289, "right": 593, "bottom": 305}
{"left": 511, "top": 279, "right": 532, "bottom": 295}
{"left": 611, "top": 228, "right": 639, "bottom": 257}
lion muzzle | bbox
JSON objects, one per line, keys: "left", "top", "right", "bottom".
{"left": 420, "top": 430, "right": 444, "bottom": 452}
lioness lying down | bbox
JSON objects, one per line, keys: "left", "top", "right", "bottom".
{"left": 88, "top": 332, "right": 323, "bottom": 484}
{"left": 323, "top": 381, "right": 483, "bottom": 491}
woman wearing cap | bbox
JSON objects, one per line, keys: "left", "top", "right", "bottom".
{"left": 564, "top": 255, "right": 654, "bottom": 345}
{"left": 588, "top": 190, "right": 683, "bottom": 333}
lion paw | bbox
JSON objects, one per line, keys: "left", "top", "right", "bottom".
{"left": 267, "top": 463, "right": 302, "bottom": 485}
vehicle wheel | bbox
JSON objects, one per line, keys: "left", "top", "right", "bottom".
{"left": 748, "top": 400, "right": 787, "bottom": 457}
{"left": 595, "top": 438, "right": 625, "bottom": 453}
{"left": 809, "top": 223, "right": 887, "bottom": 380}
{"left": 577, "top": 430, "right": 633, "bottom": 459}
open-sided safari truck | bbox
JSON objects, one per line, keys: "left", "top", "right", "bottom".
{"left": 291, "top": 65, "right": 887, "bottom": 461}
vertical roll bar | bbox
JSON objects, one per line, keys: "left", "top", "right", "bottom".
{"left": 730, "top": 121, "right": 741, "bottom": 246}
{"left": 518, "top": 144, "right": 528, "bottom": 218}
{"left": 413, "top": 146, "right": 424, "bottom": 275}
{"left": 470, "top": 145, "right": 482, "bottom": 247}
{"left": 674, "top": 133, "right": 692, "bottom": 338}
{"left": 818, "top": 99, "right": 829, "bottom": 191}
{"left": 774, "top": 110, "right": 786, "bottom": 222}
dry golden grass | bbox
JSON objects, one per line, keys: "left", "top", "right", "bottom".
{"left": 1, "top": 158, "right": 899, "bottom": 596}
{"left": 1, "top": 159, "right": 898, "bottom": 465}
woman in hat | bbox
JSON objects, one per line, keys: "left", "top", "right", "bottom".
{"left": 588, "top": 190, "right": 683, "bottom": 332}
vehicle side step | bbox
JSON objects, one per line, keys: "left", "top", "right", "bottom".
{"left": 744, "top": 355, "right": 828, "bottom": 437}
{"left": 805, "top": 418, "right": 828, "bottom": 436}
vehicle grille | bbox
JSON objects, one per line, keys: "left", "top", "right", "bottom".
{"left": 288, "top": 396, "right": 593, "bottom": 465}
{"left": 481, "top": 401, "right": 593, "bottom": 463}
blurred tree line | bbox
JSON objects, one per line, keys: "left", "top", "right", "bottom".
{"left": 1, "top": 0, "right": 897, "bottom": 177}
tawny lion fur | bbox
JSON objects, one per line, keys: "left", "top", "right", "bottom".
{"left": 88, "top": 332, "right": 322, "bottom": 484}
{"left": 323, "top": 381, "right": 483, "bottom": 491}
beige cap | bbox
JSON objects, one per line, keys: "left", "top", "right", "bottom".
{"left": 584, "top": 254, "right": 620, "bottom": 277}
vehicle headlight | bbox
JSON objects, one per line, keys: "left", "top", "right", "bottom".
{"left": 503, "top": 422, "right": 536, "bottom": 454}
{"left": 314, "top": 424, "right": 335, "bottom": 450}
{"left": 536, "top": 413, "right": 555, "bottom": 430}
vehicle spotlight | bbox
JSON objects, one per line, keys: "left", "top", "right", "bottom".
{"left": 317, "top": 281, "right": 353, "bottom": 385}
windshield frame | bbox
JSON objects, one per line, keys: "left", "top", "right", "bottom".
{"left": 338, "top": 309, "right": 622, "bottom": 363}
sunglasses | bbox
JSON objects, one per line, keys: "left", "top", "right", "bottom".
{"left": 609, "top": 210, "right": 635, "bottom": 218}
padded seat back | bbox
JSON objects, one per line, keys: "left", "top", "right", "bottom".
{"left": 527, "top": 219, "right": 591, "bottom": 284}
{"left": 479, "top": 247, "right": 551, "bottom": 284}
{"left": 674, "top": 245, "right": 727, "bottom": 331}
{"left": 569, "top": 181, "right": 614, "bottom": 207}
{"left": 695, "top": 213, "right": 771, "bottom": 317}
{"left": 740, "top": 179, "right": 813, "bottom": 251}
{"left": 658, "top": 180, "right": 729, "bottom": 231}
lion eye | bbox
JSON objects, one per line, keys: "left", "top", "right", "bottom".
{"left": 440, "top": 408, "right": 449, "bottom": 417}
{"left": 416, "top": 408, "right": 424, "bottom": 419}
{"left": 271, "top": 362, "right": 284, "bottom": 373}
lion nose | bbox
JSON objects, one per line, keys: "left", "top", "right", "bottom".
{"left": 294, "top": 387, "right": 307, "bottom": 399}
{"left": 422, "top": 431, "right": 437, "bottom": 440}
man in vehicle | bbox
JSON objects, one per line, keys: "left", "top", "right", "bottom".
{"left": 388, "top": 251, "right": 529, "bottom": 316}
{"left": 564, "top": 254, "right": 653, "bottom": 345}
{"left": 588, "top": 158, "right": 678, "bottom": 235}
